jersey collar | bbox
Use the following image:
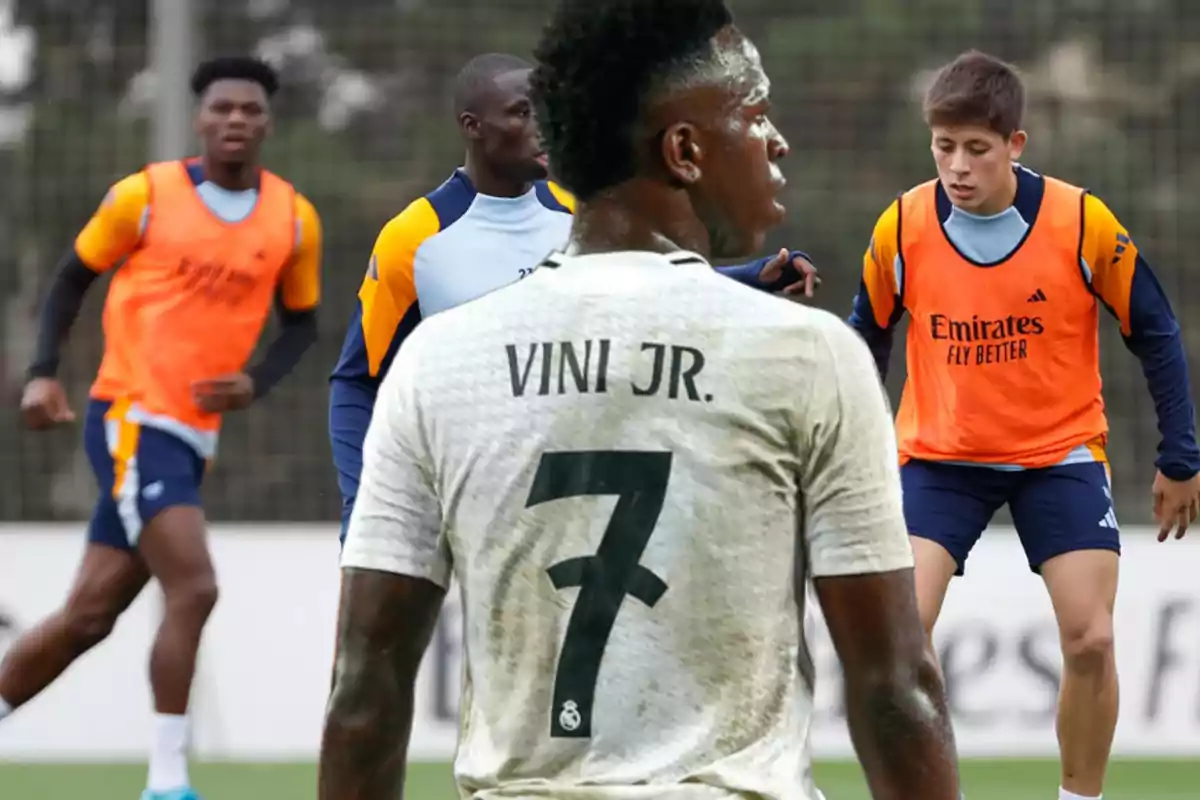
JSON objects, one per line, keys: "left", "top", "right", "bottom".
{"left": 538, "top": 250, "right": 710, "bottom": 271}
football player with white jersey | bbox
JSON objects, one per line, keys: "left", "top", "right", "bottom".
{"left": 321, "top": 1, "right": 961, "bottom": 798}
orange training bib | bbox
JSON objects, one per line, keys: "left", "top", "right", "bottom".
{"left": 894, "top": 177, "right": 1107, "bottom": 466}
{"left": 94, "top": 160, "right": 296, "bottom": 431}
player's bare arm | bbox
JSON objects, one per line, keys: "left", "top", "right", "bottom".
{"left": 320, "top": 568, "right": 445, "bottom": 800}
{"left": 799, "top": 313, "right": 959, "bottom": 798}
{"left": 816, "top": 569, "right": 958, "bottom": 799}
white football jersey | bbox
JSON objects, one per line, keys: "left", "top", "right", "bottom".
{"left": 341, "top": 250, "right": 913, "bottom": 800}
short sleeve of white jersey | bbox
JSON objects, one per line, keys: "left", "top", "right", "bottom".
{"left": 339, "top": 334, "right": 451, "bottom": 588}
{"left": 798, "top": 317, "right": 913, "bottom": 577}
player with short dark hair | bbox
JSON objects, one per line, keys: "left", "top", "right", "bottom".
{"left": 320, "top": 2, "right": 958, "bottom": 799}
{"left": 189, "top": 54, "right": 280, "bottom": 97}
{"left": 922, "top": 49, "right": 1024, "bottom": 139}
{"left": 3, "top": 56, "right": 321, "bottom": 800}
{"left": 850, "top": 49, "right": 1200, "bottom": 800}
{"left": 327, "top": 50, "right": 817, "bottom": 541}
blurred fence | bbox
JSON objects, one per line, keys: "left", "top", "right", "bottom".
{"left": 2, "top": 0, "right": 1198, "bottom": 522}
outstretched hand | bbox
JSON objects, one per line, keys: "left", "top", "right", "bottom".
{"left": 759, "top": 248, "right": 820, "bottom": 298}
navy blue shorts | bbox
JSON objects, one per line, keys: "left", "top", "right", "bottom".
{"left": 901, "top": 459, "right": 1120, "bottom": 575}
{"left": 84, "top": 400, "right": 206, "bottom": 550}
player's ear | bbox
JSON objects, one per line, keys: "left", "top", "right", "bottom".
{"left": 459, "top": 112, "right": 482, "bottom": 141}
{"left": 660, "top": 122, "right": 702, "bottom": 187}
{"left": 1007, "top": 129, "right": 1028, "bottom": 160}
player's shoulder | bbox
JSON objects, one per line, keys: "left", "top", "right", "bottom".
{"left": 871, "top": 197, "right": 902, "bottom": 240}
{"left": 893, "top": 178, "right": 939, "bottom": 221}
{"left": 536, "top": 179, "right": 575, "bottom": 214}
{"left": 373, "top": 196, "right": 443, "bottom": 257}
{"left": 289, "top": 191, "right": 322, "bottom": 243}
{"left": 1022, "top": 167, "right": 1126, "bottom": 242}
{"left": 744, "top": 300, "right": 880, "bottom": 404}
{"left": 803, "top": 306, "right": 876, "bottom": 361}
{"left": 693, "top": 263, "right": 860, "bottom": 342}
{"left": 383, "top": 292, "right": 478, "bottom": 381}
{"left": 727, "top": 280, "right": 872, "bottom": 357}
{"left": 417, "top": 168, "right": 481, "bottom": 232}
{"left": 392, "top": 248, "right": 557, "bottom": 349}
{"left": 766, "top": 295, "right": 865, "bottom": 343}
{"left": 898, "top": 178, "right": 939, "bottom": 201}
{"left": 1077, "top": 191, "right": 1131, "bottom": 264}
{"left": 377, "top": 169, "right": 482, "bottom": 244}
{"left": 1034, "top": 166, "right": 1085, "bottom": 195}
{"left": 292, "top": 190, "right": 319, "bottom": 220}
{"left": 101, "top": 170, "right": 151, "bottom": 209}
{"left": 1081, "top": 191, "right": 1121, "bottom": 227}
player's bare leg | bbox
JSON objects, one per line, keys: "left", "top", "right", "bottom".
{"left": 0, "top": 544, "right": 149, "bottom": 717}
{"left": 909, "top": 536, "right": 959, "bottom": 637}
{"left": 909, "top": 536, "right": 957, "bottom": 700}
{"left": 1041, "top": 549, "right": 1119, "bottom": 798}
{"left": 137, "top": 505, "right": 220, "bottom": 794}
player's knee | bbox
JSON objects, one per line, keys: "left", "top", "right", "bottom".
{"left": 61, "top": 602, "right": 120, "bottom": 652}
{"left": 1060, "top": 616, "right": 1114, "bottom": 672}
{"left": 162, "top": 574, "right": 219, "bottom": 621}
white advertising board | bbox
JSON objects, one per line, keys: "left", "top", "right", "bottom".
{"left": 1, "top": 524, "right": 1197, "bottom": 761}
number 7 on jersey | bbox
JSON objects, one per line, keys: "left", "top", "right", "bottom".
{"left": 526, "top": 450, "right": 673, "bottom": 738}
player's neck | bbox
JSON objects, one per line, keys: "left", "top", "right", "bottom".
{"left": 971, "top": 168, "right": 1019, "bottom": 216}
{"left": 568, "top": 182, "right": 710, "bottom": 257}
{"left": 464, "top": 154, "right": 531, "bottom": 199}
{"left": 200, "top": 156, "right": 259, "bottom": 191}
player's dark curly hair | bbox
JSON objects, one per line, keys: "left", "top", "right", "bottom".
{"left": 190, "top": 56, "right": 280, "bottom": 98}
{"left": 531, "top": 0, "right": 734, "bottom": 201}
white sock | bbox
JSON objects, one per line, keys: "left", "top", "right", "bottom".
{"left": 0, "top": 696, "right": 11, "bottom": 721}
{"left": 147, "top": 713, "right": 191, "bottom": 792}
{"left": 1059, "top": 789, "right": 1101, "bottom": 800}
